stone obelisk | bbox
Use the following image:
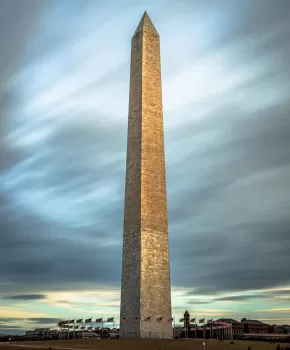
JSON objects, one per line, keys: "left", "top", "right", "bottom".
{"left": 120, "top": 11, "right": 172, "bottom": 339}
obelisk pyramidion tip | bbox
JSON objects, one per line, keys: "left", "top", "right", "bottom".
{"left": 133, "top": 11, "right": 158, "bottom": 36}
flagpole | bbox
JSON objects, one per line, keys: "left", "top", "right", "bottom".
{"left": 101, "top": 317, "right": 103, "bottom": 339}
{"left": 173, "top": 317, "right": 175, "bottom": 339}
{"left": 195, "top": 317, "right": 197, "bottom": 339}
{"left": 73, "top": 320, "right": 75, "bottom": 340}
{"left": 224, "top": 324, "right": 226, "bottom": 340}
{"left": 209, "top": 318, "right": 211, "bottom": 339}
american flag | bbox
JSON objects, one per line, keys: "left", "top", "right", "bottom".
{"left": 95, "top": 318, "right": 103, "bottom": 323}
{"left": 168, "top": 317, "right": 174, "bottom": 322}
{"left": 179, "top": 318, "right": 185, "bottom": 322}
{"left": 199, "top": 318, "right": 205, "bottom": 323}
{"left": 76, "top": 318, "right": 82, "bottom": 323}
{"left": 107, "top": 317, "right": 114, "bottom": 322}
{"left": 85, "top": 318, "right": 92, "bottom": 323}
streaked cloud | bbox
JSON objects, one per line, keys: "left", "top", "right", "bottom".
{"left": 2, "top": 295, "right": 46, "bottom": 301}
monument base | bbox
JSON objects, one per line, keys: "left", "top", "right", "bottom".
{"left": 120, "top": 320, "right": 173, "bottom": 339}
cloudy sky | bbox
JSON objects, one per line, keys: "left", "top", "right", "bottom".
{"left": 0, "top": 0, "right": 290, "bottom": 335}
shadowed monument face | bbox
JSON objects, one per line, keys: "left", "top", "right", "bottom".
{"left": 119, "top": 11, "right": 172, "bottom": 339}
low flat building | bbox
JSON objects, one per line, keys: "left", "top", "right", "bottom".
{"left": 216, "top": 318, "right": 243, "bottom": 335}
{"left": 241, "top": 318, "right": 268, "bottom": 334}
{"left": 25, "top": 328, "right": 51, "bottom": 339}
{"left": 278, "top": 325, "right": 290, "bottom": 334}
{"left": 268, "top": 325, "right": 280, "bottom": 334}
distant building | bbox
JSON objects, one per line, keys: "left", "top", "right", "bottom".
{"left": 216, "top": 318, "right": 281, "bottom": 335}
{"left": 268, "top": 325, "right": 280, "bottom": 334}
{"left": 180, "top": 313, "right": 233, "bottom": 339}
{"left": 241, "top": 318, "right": 269, "bottom": 334}
{"left": 278, "top": 325, "right": 290, "bottom": 334}
{"left": 216, "top": 318, "right": 243, "bottom": 334}
{"left": 25, "top": 328, "right": 51, "bottom": 339}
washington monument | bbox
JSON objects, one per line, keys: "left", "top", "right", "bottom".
{"left": 120, "top": 12, "right": 172, "bottom": 339}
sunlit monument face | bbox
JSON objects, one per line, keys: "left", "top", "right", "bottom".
{"left": 119, "top": 11, "right": 172, "bottom": 339}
